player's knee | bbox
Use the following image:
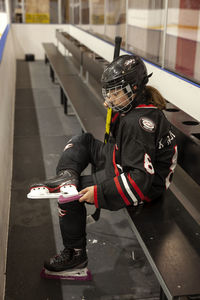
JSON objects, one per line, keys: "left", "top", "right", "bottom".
{"left": 64, "top": 133, "right": 89, "bottom": 146}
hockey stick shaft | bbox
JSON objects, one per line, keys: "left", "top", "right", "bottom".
{"left": 104, "top": 36, "right": 122, "bottom": 144}
{"left": 88, "top": 37, "right": 122, "bottom": 224}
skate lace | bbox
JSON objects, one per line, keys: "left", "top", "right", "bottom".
{"left": 59, "top": 170, "right": 75, "bottom": 178}
{"left": 52, "top": 248, "right": 73, "bottom": 264}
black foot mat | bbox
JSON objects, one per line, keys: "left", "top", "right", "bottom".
{"left": 5, "top": 61, "right": 63, "bottom": 300}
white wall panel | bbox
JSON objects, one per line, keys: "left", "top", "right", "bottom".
{"left": 0, "top": 28, "right": 16, "bottom": 300}
{"left": 144, "top": 62, "right": 200, "bottom": 121}
{"left": 12, "top": 24, "right": 70, "bottom": 59}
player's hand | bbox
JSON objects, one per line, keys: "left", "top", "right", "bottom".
{"left": 79, "top": 186, "right": 94, "bottom": 204}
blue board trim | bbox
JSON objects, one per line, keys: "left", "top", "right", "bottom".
{"left": 0, "top": 24, "right": 10, "bottom": 63}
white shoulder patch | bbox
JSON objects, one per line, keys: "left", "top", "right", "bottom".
{"left": 139, "top": 117, "right": 156, "bottom": 133}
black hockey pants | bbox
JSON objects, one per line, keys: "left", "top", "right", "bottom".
{"left": 56, "top": 133, "right": 105, "bottom": 249}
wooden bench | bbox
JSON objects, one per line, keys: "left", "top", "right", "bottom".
{"left": 42, "top": 42, "right": 106, "bottom": 140}
{"left": 44, "top": 33, "right": 200, "bottom": 300}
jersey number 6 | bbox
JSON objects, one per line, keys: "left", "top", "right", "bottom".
{"left": 144, "top": 153, "right": 155, "bottom": 175}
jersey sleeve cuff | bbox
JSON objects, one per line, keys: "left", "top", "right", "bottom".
{"left": 94, "top": 185, "right": 98, "bottom": 208}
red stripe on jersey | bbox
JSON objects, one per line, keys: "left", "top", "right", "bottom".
{"left": 111, "top": 112, "right": 119, "bottom": 123}
{"left": 127, "top": 173, "right": 151, "bottom": 202}
{"left": 113, "top": 146, "right": 120, "bottom": 176}
{"left": 114, "top": 177, "right": 130, "bottom": 206}
{"left": 94, "top": 185, "right": 98, "bottom": 208}
{"left": 143, "top": 196, "right": 151, "bottom": 202}
{"left": 136, "top": 104, "right": 157, "bottom": 109}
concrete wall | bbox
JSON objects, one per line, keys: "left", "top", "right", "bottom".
{"left": 0, "top": 28, "right": 16, "bottom": 300}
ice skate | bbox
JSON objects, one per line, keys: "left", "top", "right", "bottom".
{"left": 41, "top": 248, "right": 92, "bottom": 281}
{"left": 40, "top": 266, "right": 92, "bottom": 280}
{"left": 27, "top": 170, "right": 79, "bottom": 200}
{"left": 58, "top": 185, "right": 83, "bottom": 204}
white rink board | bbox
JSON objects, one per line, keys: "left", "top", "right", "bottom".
{"left": 0, "top": 28, "right": 16, "bottom": 300}
{"left": 0, "top": 13, "right": 7, "bottom": 37}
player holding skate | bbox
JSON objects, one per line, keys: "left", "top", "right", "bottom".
{"left": 28, "top": 54, "right": 177, "bottom": 280}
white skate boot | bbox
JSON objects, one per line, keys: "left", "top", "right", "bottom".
{"left": 27, "top": 170, "right": 80, "bottom": 200}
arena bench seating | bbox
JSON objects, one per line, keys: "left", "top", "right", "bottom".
{"left": 43, "top": 31, "right": 200, "bottom": 300}
{"left": 42, "top": 41, "right": 106, "bottom": 140}
{"left": 43, "top": 43, "right": 78, "bottom": 82}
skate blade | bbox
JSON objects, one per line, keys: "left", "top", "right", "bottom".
{"left": 58, "top": 193, "right": 83, "bottom": 204}
{"left": 27, "top": 192, "right": 61, "bottom": 199}
{"left": 27, "top": 186, "right": 61, "bottom": 199}
{"left": 40, "top": 267, "right": 92, "bottom": 281}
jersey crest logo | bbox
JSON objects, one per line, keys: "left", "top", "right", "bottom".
{"left": 139, "top": 117, "right": 156, "bottom": 133}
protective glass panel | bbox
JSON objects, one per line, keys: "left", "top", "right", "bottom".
{"left": 11, "top": 0, "right": 58, "bottom": 23}
{"left": 81, "top": 0, "right": 89, "bottom": 25}
{"left": 25, "top": 0, "right": 51, "bottom": 23}
{"left": 127, "top": 0, "right": 165, "bottom": 65}
{"left": 61, "top": 0, "right": 70, "bottom": 24}
{"left": 0, "top": 0, "right": 5, "bottom": 12}
{"left": 90, "top": 0, "right": 105, "bottom": 36}
{"left": 104, "top": 0, "right": 126, "bottom": 46}
{"left": 74, "top": 0, "right": 80, "bottom": 24}
{"left": 165, "top": 0, "right": 200, "bottom": 83}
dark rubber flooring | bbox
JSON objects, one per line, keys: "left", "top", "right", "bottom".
{"left": 5, "top": 60, "right": 159, "bottom": 300}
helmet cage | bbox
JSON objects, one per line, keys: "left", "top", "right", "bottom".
{"left": 102, "top": 83, "right": 134, "bottom": 113}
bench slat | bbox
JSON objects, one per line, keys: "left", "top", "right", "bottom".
{"left": 82, "top": 52, "right": 106, "bottom": 82}
{"left": 56, "top": 31, "right": 86, "bottom": 65}
{"left": 125, "top": 190, "right": 200, "bottom": 298}
{"left": 42, "top": 43, "right": 106, "bottom": 140}
{"left": 59, "top": 75, "right": 106, "bottom": 140}
{"left": 42, "top": 43, "right": 78, "bottom": 76}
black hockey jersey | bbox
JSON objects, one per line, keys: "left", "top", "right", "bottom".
{"left": 94, "top": 103, "right": 178, "bottom": 210}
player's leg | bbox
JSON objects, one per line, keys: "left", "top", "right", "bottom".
{"left": 41, "top": 175, "right": 95, "bottom": 280}
{"left": 56, "top": 132, "right": 105, "bottom": 174}
{"left": 28, "top": 133, "right": 104, "bottom": 199}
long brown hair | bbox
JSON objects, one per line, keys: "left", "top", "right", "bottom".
{"left": 144, "top": 85, "right": 166, "bottom": 110}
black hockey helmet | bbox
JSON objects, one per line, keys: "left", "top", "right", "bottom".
{"left": 101, "top": 54, "right": 152, "bottom": 112}
{"left": 101, "top": 54, "right": 150, "bottom": 91}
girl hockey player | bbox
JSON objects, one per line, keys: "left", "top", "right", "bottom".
{"left": 29, "top": 54, "right": 177, "bottom": 279}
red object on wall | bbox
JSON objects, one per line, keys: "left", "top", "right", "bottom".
{"left": 175, "top": 0, "right": 199, "bottom": 78}
{"left": 175, "top": 38, "right": 196, "bottom": 78}
{"left": 180, "top": 0, "right": 200, "bottom": 10}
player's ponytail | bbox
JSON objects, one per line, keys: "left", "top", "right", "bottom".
{"left": 144, "top": 85, "right": 166, "bottom": 110}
